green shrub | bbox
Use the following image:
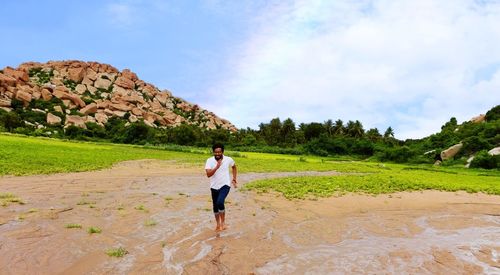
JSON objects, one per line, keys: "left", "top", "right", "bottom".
{"left": 470, "top": 150, "right": 499, "bottom": 169}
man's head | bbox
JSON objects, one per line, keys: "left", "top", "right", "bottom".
{"left": 212, "top": 143, "right": 224, "bottom": 160}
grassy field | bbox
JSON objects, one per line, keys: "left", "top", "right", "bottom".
{"left": 0, "top": 134, "right": 376, "bottom": 176}
{"left": 244, "top": 165, "right": 500, "bottom": 198}
{"left": 1, "top": 134, "right": 498, "bottom": 197}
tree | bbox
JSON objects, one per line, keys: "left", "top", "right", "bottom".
{"left": 303, "top": 122, "right": 325, "bottom": 141}
{"left": 323, "top": 119, "right": 334, "bottom": 136}
{"left": 346, "top": 120, "right": 364, "bottom": 138}
{"left": 366, "top": 128, "right": 382, "bottom": 141}
{"left": 280, "top": 118, "right": 296, "bottom": 147}
{"left": 384, "top": 127, "right": 394, "bottom": 139}
{"left": 333, "top": 119, "right": 344, "bottom": 136}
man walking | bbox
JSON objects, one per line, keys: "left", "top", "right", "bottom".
{"left": 205, "top": 143, "right": 237, "bottom": 231}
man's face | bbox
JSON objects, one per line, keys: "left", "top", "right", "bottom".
{"left": 213, "top": 148, "right": 223, "bottom": 160}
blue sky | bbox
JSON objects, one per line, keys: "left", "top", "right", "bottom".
{"left": 2, "top": 0, "right": 500, "bottom": 139}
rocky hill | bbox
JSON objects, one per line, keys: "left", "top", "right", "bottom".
{"left": 0, "top": 60, "right": 236, "bottom": 131}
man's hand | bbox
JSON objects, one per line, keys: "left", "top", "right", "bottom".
{"left": 232, "top": 178, "right": 238, "bottom": 188}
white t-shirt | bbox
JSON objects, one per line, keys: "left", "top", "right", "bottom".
{"left": 205, "top": 156, "right": 235, "bottom": 189}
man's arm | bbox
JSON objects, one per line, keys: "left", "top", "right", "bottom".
{"left": 205, "top": 160, "right": 222, "bottom": 178}
{"left": 231, "top": 165, "right": 238, "bottom": 188}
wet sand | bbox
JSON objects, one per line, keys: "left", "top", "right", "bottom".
{"left": 0, "top": 159, "right": 499, "bottom": 274}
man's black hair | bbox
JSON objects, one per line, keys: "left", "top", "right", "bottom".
{"left": 212, "top": 143, "right": 224, "bottom": 152}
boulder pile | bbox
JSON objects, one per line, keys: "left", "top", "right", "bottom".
{"left": 0, "top": 60, "right": 237, "bottom": 131}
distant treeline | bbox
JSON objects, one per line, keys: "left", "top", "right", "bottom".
{"left": 1, "top": 104, "right": 498, "bottom": 169}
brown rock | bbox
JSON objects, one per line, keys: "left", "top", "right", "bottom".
{"left": 470, "top": 114, "right": 486, "bottom": 123}
{"left": 46, "top": 113, "right": 62, "bottom": 125}
{"left": 86, "top": 67, "right": 98, "bottom": 80}
{"left": 441, "top": 143, "right": 463, "bottom": 160}
{"left": 155, "top": 92, "right": 170, "bottom": 107}
{"left": 0, "top": 73, "right": 17, "bottom": 86}
{"left": 75, "top": 84, "right": 87, "bottom": 95}
{"left": 3, "top": 67, "right": 29, "bottom": 82}
{"left": 0, "top": 98, "right": 11, "bottom": 107}
{"left": 65, "top": 115, "right": 87, "bottom": 129}
{"left": 67, "top": 67, "right": 85, "bottom": 82}
{"left": 131, "top": 107, "right": 143, "bottom": 116}
{"left": 97, "top": 101, "right": 110, "bottom": 109}
{"left": 103, "top": 109, "right": 115, "bottom": 116}
{"left": 80, "top": 103, "right": 97, "bottom": 115}
{"left": 89, "top": 86, "right": 99, "bottom": 96}
{"left": 15, "top": 90, "right": 32, "bottom": 103}
{"left": 110, "top": 103, "right": 132, "bottom": 111}
{"left": 32, "top": 90, "right": 41, "bottom": 100}
{"left": 95, "top": 113, "right": 108, "bottom": 124}
{"left": 121, "top": 69, "right": 138, "bottom": 82}
{"left": 94, "top": 78, "right": 112, "bottom": 90}
{"left": 61, "top": 92, "right": 86, "bottom": 108}
{"left": 81, "top": 77, "right": 93, "bottom": 86}
{"left": 114, "top": 76, "right": 135, "bottom": 89}
{"left": 52, "top": 86, "right": 69, "bottom": 99}
{"left": 113, "top": 110, "right": 126, "bottom": 117}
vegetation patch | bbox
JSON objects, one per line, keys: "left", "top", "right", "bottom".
{"left": 144, "top": 219, "right": 157, "bottom": 226}
{"left": 88, "top": 226, "right": 102, "bottom": 234}
{"left": 244, "top": 164, "right": 500, "bottom": 199}
{"left": 0, "top": 193, "right": 24, "bottom": 206}
{"left": 65, "top": 223, "right": 82, "bottom": 229}
{"left": 106, "top": 247, "right": 128, "bottom": 257}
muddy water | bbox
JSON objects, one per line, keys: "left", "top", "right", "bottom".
{"left": 0, "top": 160, "right": 499, "bottom": 274}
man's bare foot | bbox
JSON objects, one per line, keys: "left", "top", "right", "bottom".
{"left": 221, "top": 224, "right": 228, "bottom": 230}
{"left": 215, "top": 225, "right": 221, "bottom": 231}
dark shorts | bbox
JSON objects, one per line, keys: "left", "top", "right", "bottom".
{"left": 211, "top": 185, "right": 230, "bottom": 213}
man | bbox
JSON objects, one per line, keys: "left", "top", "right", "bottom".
{"left": 205, "top": 143, "right": 237, "bottom": 231}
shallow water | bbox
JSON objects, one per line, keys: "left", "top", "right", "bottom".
{"left": 0, "top": 160, "right": 499, "bottom": 274}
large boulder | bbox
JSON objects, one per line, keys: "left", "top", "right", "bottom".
{"left": 470, "top": 114, "right": 486, "bottom": 123}
{"left": 15, "top": 89, "right": 32, "bottom": 103}
{"left": 0, "top": 73, "right": 17, "bottom": 86}
{"left": 67, "top": 67, "right": 85, "bottom": 82}
{"left": 0, "top": 98, "right": 11, "bottom": 107}
{"left": 488, "top": 147, "right": 500, "bottom": 156}
{"left": 47, "top": 113, "right": 62, "bottom": 125}
{"left": 65, "top": 115, "right": 86, "bottom": 129}
{"left": 94, "top": 77, "right": 112, "bottom": 90}
{"left": 3, "top": 67, "right": 29, "bottom": 82}
{"left": 114, "top": 76, "right": 135, "bottom": 89}
{"left": 441, "top": 143, "right": 463, "bottom": 160}
{"left": 80, "top": 103, "right": 97, "bottom": 115}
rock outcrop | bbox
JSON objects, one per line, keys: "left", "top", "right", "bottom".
{"left": 0, "top": 60, "right": 237, "bottom": 131}
{"left": 440, "top": 143, "right": 463, "bottom": 161}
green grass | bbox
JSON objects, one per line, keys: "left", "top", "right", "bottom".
{"left": 244, "top": 163, "right": 500, "bottom": 199}
{"left": 0, "top": 134, "right": 375, "bottom": 176}
{"left": 2, "top": 134, "right": 499, "bottom": 199}
{"left": 144, "top": 219, "right": 157, "bottom": 226}
{"left": 65, "top": 223, "right": 82, "bottom": 229}
{"left": 0, "top": 193, "right": 24, "bottom": 206}
{"left": 0, "top": 134, "right": 205, "bottom": 176}
{"left": 106, "top": 247, "right": 128, "bottom": 257}
{"left": 88, "top": 226, "right": 102, "bottom": 234}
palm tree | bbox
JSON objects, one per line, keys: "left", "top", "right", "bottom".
{"left": 384, "top": 127, "right": 394, "bottom": 139}
{"left": 333, "top": 119, "right": 344, "bottom": 136}
{"left": 324, "top": 119, "right": 334, "bottom": 136}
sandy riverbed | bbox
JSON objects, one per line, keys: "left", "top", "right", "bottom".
{"left": 0, "top": 159, "right": 499, "bottom": 274}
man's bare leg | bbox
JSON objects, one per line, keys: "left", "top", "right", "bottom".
{"left": 220, "top": 212, "right": 227, "bottom": 230}
{"left": 214, "top": 213, "right": 221, "bottom": 231}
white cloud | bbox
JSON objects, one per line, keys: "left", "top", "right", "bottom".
{"left": 202, "top": 0, "right": 500, "bottom": 139}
